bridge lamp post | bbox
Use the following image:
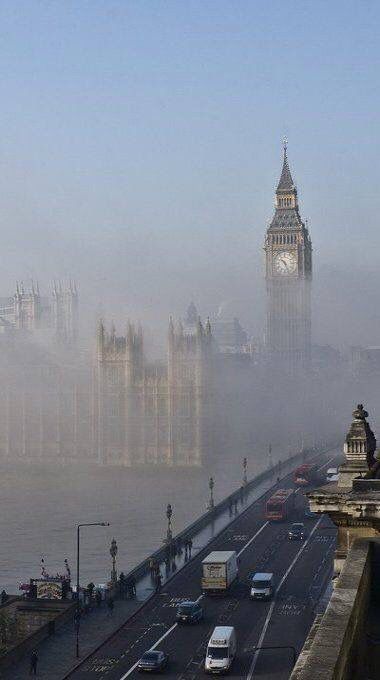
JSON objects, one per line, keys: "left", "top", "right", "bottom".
{"left": 166, "top": 503, "right": 173, "bottom": 543}
{"left": 242, "top": 457, "right": 248, "bottom": 486}
{"left": 110, "top": 537, "right": 118, "bottom": 584}
{"left": 208, "top": 476, "right": 215, "bottom": 510}
{"left": 268, "top": 444, "right": 273, "bottom": 471}
{"left": 76, "top": 521, "right": 109, "bottom": 658}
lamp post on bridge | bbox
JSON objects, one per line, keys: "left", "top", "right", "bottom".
{"left": 76, "top": 521, "right": 109, "bottom": 658}
{"left": 242, "top": 457, "right": 248, "bottom": 486}
{"left": 208, "top": 476, "right": 215, "bottom": 510}
{"left": 166, "top": 503, "right": 173, "bottom": 543}
{"left": 268, "top": 444, "right": 273, "bottom": 472}
{"left": 110, "top": 537, "right": 118, "bottom": 584}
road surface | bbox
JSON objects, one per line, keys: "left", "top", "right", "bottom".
{"left": 66, "top": 454, "right": 338, "bottom": 680}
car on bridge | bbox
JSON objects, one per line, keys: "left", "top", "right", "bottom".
{"left": 176, "top": 600, "right": 204, "bottom": 623}
{"left": 137, "top": 650, "right": 169, "bottom": 672}
{"left": 288, "top": 522, "right": 307, "bottom": 541}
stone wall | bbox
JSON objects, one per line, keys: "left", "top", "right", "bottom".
{"left": 290, "top": 538, "right": 374, "bottom": 680}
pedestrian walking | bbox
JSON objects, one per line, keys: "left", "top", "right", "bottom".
{"left": 188, "top": 538, "right": 193, "bottom": 557}
{"left": 119, "top": 572, "right": 126, "bottom": 599}
{"left": 107, "top": 597, "right": 114, "bottom": 616}
{"left": 95, "top": 590, "right": 102, "bottom": 608}
{"left": 130, "top": 575, "right": 136, "bottom": 598}
{"left": 171, "top": 559, "right": 177, "bottom": 572}
{"left": 149, "top": 558, "right": 155, "bottom": 582}
{"left": 234, "top": 499, "right": 238, "bottom": 514}
{"left": 155, "top": 572, "right": 162, "bottom": 594}
{"left": 30, "top": 650, "right": 38, "bottom": 676}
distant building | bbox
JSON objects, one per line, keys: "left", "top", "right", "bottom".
{"left": 93, "top": 317, "right": 213, "bottom": 466}
{"left": 350, "top": 345, "right": 380, "bottom": 378}
{"left": 0, "top": 281, "right": 78, "bottom": 344}
{"left": 184, "top": 301, "right": 249, "bottom": 355}
{"left": 264, "top": 142, "right": 312, "bottom": 371}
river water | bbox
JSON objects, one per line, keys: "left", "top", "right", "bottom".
{"left": 0, "top": 457, "right": 266, "bottom": 593}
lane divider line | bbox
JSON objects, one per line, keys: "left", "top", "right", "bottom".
{"left": 119, "top": 624, "right": 178, "bottom": 680}
{"left": 246, "top": 515, "right": 324, "bottom": 680}
{"left": 237, "top": 522, "right": 270, "bottom": 558}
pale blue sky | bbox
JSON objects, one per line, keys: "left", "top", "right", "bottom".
{"left": 0, "top": 1, "right": 379, "bottom": 345}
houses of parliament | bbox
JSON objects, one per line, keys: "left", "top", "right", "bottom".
{"left": 0, "top": 147, "right": 314, "bottom": 467}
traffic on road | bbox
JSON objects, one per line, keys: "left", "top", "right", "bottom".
{"left": 67, "top": 453, "right": 339, "bottom": 680}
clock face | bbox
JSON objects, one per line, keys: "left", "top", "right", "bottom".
{"left": 274, "top": 251, "right": 297, "bottom": 275}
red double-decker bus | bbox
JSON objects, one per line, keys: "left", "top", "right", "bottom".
{"left": 293, "top": 463, "right": 320, "bottom": 486}
{"left": 265, "top": 489, "right": 295, "bottom": 521}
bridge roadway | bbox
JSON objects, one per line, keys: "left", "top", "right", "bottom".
{"left": 66, "top": 454, "right": 338, "bottom": 680}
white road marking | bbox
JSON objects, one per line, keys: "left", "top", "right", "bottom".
{"left": 118, "top": 624, "right": 178, "bottom": 679}
{"left": 237, "top": 522, "right": 269, "bottom": 557}
{"left": 246, "top": 515, "right": 324, "bottom": 680}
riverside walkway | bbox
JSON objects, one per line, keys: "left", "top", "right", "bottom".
{"left": 2, "top": 450, "right": 337, "bottom": 680}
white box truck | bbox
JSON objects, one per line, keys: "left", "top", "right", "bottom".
{"left": 201, "top": 551, "right": 238, "bottom": 593}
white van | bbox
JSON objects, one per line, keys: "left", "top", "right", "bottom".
{"left": 205, "top": 626, "right": 236, "bottom": 674}
{"left": 250, "top": 572, "right": 274, "bottom": 601}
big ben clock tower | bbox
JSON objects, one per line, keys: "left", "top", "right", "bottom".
{"left": 265, "top": 142, "right": 312, "bottom": 371}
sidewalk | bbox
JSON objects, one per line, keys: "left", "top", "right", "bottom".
{"left": 1, "top": 460, "right": 308, "bottom": 680}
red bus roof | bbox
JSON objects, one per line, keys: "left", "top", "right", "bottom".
{"left": 267, "top": 488, "right": 294, "bottom": 504}
{"left": 294, "top": 463, "right": 318, "bottom": 473}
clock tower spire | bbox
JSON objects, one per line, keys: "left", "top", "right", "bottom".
{"left": 264, "top": 143, "right": 312, "bottom": 371}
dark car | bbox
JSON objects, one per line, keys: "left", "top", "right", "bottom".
{"left": 176, "top": 600, "right": 204, "bottom": 624}
{"left": 288, "top": 522, "right": 306, "bottom": 540}
{"left": 137, "top": 650, "right": 169, "bottom": 672}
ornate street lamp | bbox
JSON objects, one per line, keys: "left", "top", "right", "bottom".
{"left": 208, "top": 476, "right": 215, "bottom": 510}
{"left": 110, "top": 537, "right": 118, "bottom": 583}
{"left": 76, "top": 521, "right": 109, "bottom": 658}
{"left": 268, "top": 443, "right": 273, "bottom": 470}
{"left": 242, "top": 457, "right": 248, "bottom": 486}
{"left": 166, "top": 503, "right": 173, "bottom": 543}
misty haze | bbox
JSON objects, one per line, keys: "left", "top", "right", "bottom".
{"left": 0, "top": 3, "right": 379, "bottom": 680}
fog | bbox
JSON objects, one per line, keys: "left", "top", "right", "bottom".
{"left": 0, "top": 1, "right": 380, "bottom": 589}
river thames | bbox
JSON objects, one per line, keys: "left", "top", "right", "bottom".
{"left": 0, "top": 457, "right": 265, "bottom": 593}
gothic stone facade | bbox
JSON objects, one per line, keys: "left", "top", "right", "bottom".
{"left": 265, "top": 144, "right": 312, "bottom": 371}
{"left": 94, "top": 318, "right": 213, "bottom": 466}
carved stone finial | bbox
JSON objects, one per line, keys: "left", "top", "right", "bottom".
{"left": 352, "top": 404, "right": 368, "bottom": 421}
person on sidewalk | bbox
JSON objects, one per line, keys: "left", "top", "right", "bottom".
{"left": 129, "top": 574, "right": 136, "bottom": 598}
{"left": 188, "top": 538, "right": 193, "bottom": 557}
{"left": 155, "top": 572, "right": 162, "bottom": 594}
{"left": 107, "top": 597, "right": 114, "bottom": 616}
{"left": 149, "top": 558, "right": 155, "bottom": 581}
{"left": 30, "top": 650, "right": 38, "bottom": 676}
{"left": 95, "top": 590, "right": 102, "bottom": 608}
